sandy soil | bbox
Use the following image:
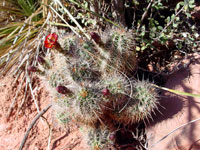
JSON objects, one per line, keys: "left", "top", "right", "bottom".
{"left": 0, "top": 74, "right": 90, "bottom": 150}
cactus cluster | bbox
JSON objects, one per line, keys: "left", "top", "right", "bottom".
{"left": 37, "top": 28, "right": 159, "bottom": 149}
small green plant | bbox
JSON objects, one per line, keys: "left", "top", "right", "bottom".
{"left": 102, "top": 28, "right": 137, "bottom": 73}
{"left": 85, "top": 127, "right": 112, "bottom": 150}
{"left": 56, "top": 111, "right": 70, "bottom": 124}
{"left": 71, "top": 87, "right": 103, "bottom": 126}
{"left": 53, "top": 96, "right": 72, "bottom": 124}
{"left": 98, "top": 72, "right": 130, "bottom": 95}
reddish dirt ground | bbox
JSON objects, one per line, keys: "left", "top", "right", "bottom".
{"left": 0, "top": 75, "right": 90, "bottom": 150}
{"left": 147, "top": 54, "right": 200, "bottom": 150}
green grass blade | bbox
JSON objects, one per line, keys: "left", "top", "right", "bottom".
{"left": 17, "top": 0, "right": 33, "bottom": 16}
{"left": 17, "top": 0, "right": 39, "bottom": 16}
{"left": 152, "top": 84, "right": 200, "bottom": 98}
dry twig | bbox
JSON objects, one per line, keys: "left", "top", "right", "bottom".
{"left": 19, "top": 103, "right": 52, "bottom": 150}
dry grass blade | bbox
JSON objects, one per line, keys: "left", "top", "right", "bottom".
{"left": 29, "top": 81, "right": 40, "bottom": 112}
{"left": 47, "top": 126, "right": 52, "bottom": 150}
{"left": 42, "top": 0, "right": 48, "bottom": 18}
{"left": 48, "top": 5, "right": 80, "bottom": 37}
{"left": 19, "top": 78, "right": 29, "bottom": 109}
{"left": 54, "top": 0, "right": 90, "bottom": 39}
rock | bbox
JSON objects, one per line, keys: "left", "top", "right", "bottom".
{"left": 147, "top": 54, "right": 200, "bottom": 150}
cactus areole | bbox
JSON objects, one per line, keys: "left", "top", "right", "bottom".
{"left": 44, "top": 33, "right": 58, "bottom": 48}
{"left": 80, "top": 90, "right": 88, "bottom": 98}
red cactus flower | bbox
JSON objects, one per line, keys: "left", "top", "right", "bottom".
{"left": 56, "top": 85, "right": 69, "bottom": 94}
{"left": 90, "top": 32, "right": 101, "bottom": 44}
{"left": 44, "top": 33, "right": 58, "bottom": 48}
{"left": 102, "top": 88, "right": 110, "bottom": 96}
{"left": 27, "top": 66, "right": 38, "bottom": 72}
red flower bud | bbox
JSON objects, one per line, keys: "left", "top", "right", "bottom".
{"left": 90, "top": 32, "right": 101, "bottom": 44}
{"left": 27, "top": 66, "right": 38, "bottom": 72}
{"left": 44, "top": 33, "right": 58, "bottom": 48}
{"left": 102, "top": 88, "right": 110, "bottom": 96}
{"left": 56, "top": 85, "right": 69, "bottom": 94}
